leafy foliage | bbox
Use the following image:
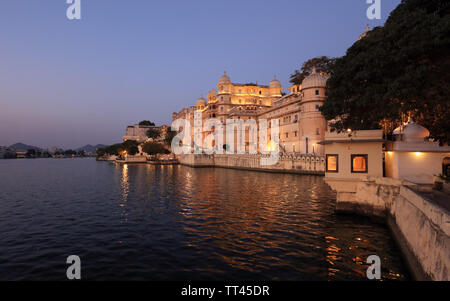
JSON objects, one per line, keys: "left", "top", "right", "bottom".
{"left": 142, "top": 142, "right": 170, "bottom": 155}
{"left": 164, "top": 130, "right": 178, "bottom": 146}
{"left": 146, "top": 128, "right": 161, "bottom": 139}
{"left": 321, "top": 0, "right": 450, "bottom": 144}
{"left": 290, "top": 56, "right": 337, "bottom": 85}
{"left": 139, "top": 120, "right": 155, "bottom": 126}
{"left": 96, "top": 140, "right": 139, "bottom": 157}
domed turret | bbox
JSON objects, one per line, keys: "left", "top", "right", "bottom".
{"left": 208, "top": 89, "right": 217, "bottom": 96}
{"left": 196, "top": 95, "right": 206, "bottom": 106}
{"left": 393, "top": 119, "right": 430, "bottom": 142}
{"left": 301, "top": 66, "right": 329, "bottom": 90}
{"left": 218, "top": 71, "right": 231, "bottom": 84}
{"left": 270, "top": 75, "right": 281, "bottom": 88}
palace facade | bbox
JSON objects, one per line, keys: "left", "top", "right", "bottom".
{"left": 172, "top": 68, "right": 329, "bottom": 155}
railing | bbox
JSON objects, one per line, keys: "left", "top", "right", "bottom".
{"left": 178, "top": 153, "right": 325, "bottom": 174}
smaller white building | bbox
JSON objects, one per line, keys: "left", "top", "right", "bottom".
{"left": 385, "top": 119, "right": 450, "bottom": 184}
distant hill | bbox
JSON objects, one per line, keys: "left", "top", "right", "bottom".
{"left": 9, "top": 143, "right": 42, "bottom": 151}
{"left": 75, "top": 144, "right": 107, "bottom": 153}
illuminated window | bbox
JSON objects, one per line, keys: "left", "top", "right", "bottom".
{"left": 326, "top": 155, "right": 338, "bottom": 172}
{"left": 351, "top": 154, "right": 368, "bottom": 173}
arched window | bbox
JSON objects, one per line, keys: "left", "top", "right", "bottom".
{"left": 351, "top": 154, "right": 368, "bottom": 173}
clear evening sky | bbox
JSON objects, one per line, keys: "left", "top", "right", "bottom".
{"left": 0, "top": 0, "right": 400, "bottom": 149}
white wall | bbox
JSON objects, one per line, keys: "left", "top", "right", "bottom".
{"left": 385, "top": 152, "right": 450, "bottom": 184}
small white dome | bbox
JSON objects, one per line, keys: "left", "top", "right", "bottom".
{"left": 301, "top": 66, "right": 329, "bottom": 90}
{"left": 218, "top": 71, "right": 231, "bottom": 84}
{"left": 393, "top": 119, "right": 430, "bottom": 142}
{"left": 270, "top": 75, "right": 281, "bottom": 88}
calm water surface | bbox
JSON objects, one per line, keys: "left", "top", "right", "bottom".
{"left": 0, "top": 158, "right": 408, "bottom": 280}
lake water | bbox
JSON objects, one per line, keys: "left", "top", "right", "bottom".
{"left": 0, "top": 158, "right": 408, "bottom": 280}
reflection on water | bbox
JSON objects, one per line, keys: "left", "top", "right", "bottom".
{"left": 0, "top": 159, "right": 408, "bottom": 280}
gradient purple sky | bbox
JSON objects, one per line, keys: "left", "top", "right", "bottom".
{"left": 0, "top": 0, "right": 401, "bottom": 149}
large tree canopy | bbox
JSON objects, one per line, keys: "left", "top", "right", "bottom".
{"left": 290, "top": 56, "right": 337, "bottom": 85}
{"left": 139, "top": 120, "right": 156, "bottom": 126}
{"left": 321, "top": 0, "right": 450, "bottom": 144}
{"left": 146, "top": 128, "right": 161, "bottom": 139}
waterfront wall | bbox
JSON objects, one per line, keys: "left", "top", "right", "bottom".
{"left": 178, "top": 153, "right": 325, "bottom": 175}
{"left": 328, "top": 176, "right": 450, "bottom": 281}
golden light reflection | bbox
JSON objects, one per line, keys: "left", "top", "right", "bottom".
{"left": 325, "top": 234, "right": 342, "bottom": 277}
{"left": 120, "top": 164, "right": 129, "bottom": 222}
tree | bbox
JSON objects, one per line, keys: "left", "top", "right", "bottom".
{"left": 321, "top": 0, "right": 450, "bottom": 144}
{"left": 139, "top": 120, "right": 155, "bottom": 126}
{"left": 96, "top": 148, "right": 106, "bottom": 157}
{"left": 142, "top": 142, "right": 170, "bottom": 155}
{"left": 118, "top": 140, "right": 139, "bottom": 155}
{"left": 164, "top": 130, "right": 178, "bottom": 146}
{"left": 146, "top": 128, "right": 161, "bottom": 139}
{"left": 96, "top": 140, "right": 140, "bottom": 157}
{"left": 290, "top": 56, "right": 337, "bottom": 85}
{"left": 65, "top": 150, "right": 76, "bottom": 156}
{"left": 4, "top": 152, "right": 17, "bottom": 159}
{"left": 26, "top": 149, "right": 36, "bottom": 158}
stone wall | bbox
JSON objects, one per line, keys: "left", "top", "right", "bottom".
{"left": 178, "top": 153, "right": 325, "bottom": 175}
{"left": 329, "top": 176, "right": 449, "bottom": 281}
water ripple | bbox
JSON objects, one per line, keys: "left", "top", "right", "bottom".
{"left": 0, "top": 159, "right": 408, "bottom": 280}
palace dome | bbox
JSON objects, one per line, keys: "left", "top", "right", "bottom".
{"left": 208, "top": 89, "right": 217, "bottom": 96}
{"left": 218, "top": 71, "right": 231, "bottom": 84}
{"left": 270, "top": 76, "right": 282, "bottom": 88}
{"left": 196, "top": 95, "right": 206, "bottom": 106}
{"left": 393, "top": 119, "right": 430, "bottom": 142}
{"left": 301, "top": 66, "right": 329, "bottom": 90}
